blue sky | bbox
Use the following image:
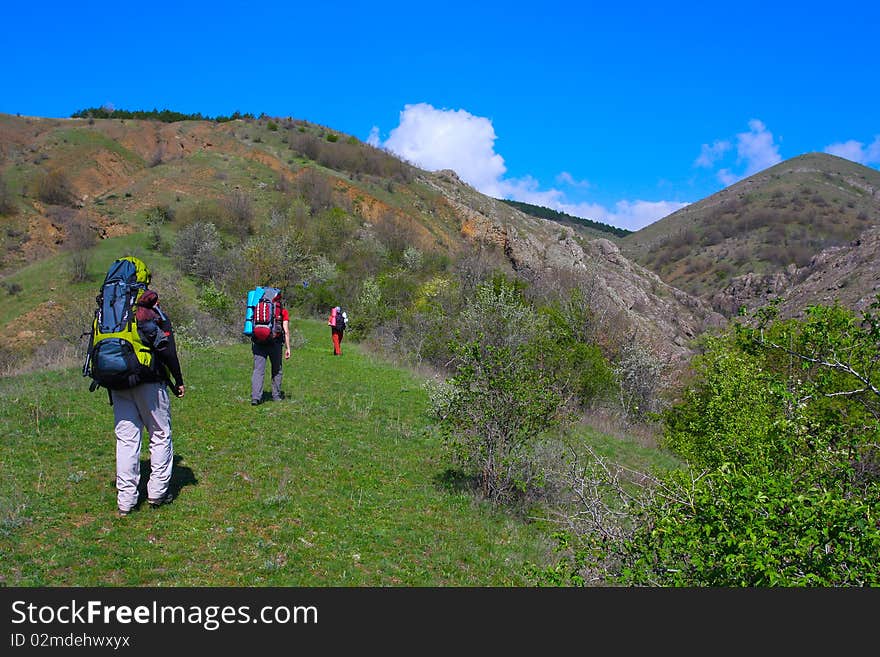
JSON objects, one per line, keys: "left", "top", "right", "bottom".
{"left": 3, "top": 1, "right": 878, "bottom": 231}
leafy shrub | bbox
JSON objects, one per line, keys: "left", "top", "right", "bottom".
{"left": 239, "top": 230, "right": 314, "bottom": 294}
{"left": 429, "top": 336, "right": 570, "bottom": 505}
{"left": 198, "top": 281, "right": 234, "bottom": 320}
{"left": 538, "top": 299, "right": 615, "bottom": 407}
{"left": 350, "top": 276, "right": 391, "bottom": 339}
{"left": 536, "top": 300, "right": 880, "bottom": 586}
{"left": 428, "top": 279, "right": 574, "bottom": 505}
{"left": 145, "top": 205, "right": 172, "bottom": 252}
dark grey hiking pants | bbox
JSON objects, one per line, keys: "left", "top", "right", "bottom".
{"left": 251, "top": 340, "right": 283, "bottom": 402}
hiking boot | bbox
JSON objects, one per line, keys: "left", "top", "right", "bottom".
{"left": 117, "top": 508, "right": 132, "bottom": 518}
{"left": 251, "top": 399, "right": 260, "bottom": 406}
{"left": 148, "top": 493, "right": 174, "bottom": 509}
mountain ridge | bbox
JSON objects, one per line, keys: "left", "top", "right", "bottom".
{"left": 618, "top": 152, "right": 880, "bottom": 315}
{"left": 0, "top": 112, "right": 723, "bottom": 369}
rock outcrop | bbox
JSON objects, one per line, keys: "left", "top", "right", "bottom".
{"left": 422, "top": 170, "right": 725, "bottom": 363}
{"left": 710, "top": 225, "right": 880, "bottom": 319}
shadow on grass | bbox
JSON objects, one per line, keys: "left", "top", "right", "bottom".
{"left": 136, "top": 453, "right": 198, "bottom": 506}
{"left": 433, "top": 468, "right": 478, "bottom": 494}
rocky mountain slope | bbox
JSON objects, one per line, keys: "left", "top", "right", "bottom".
{"left": 619, "top": 153, "right": 880, "bottom": 311}
{"left": 0, "top": 111, "right": 721, "bottom": 367}
{"left": 422, "top": 170, "right": 723, "bottom": 361}
{"left": 709, "top": 225, "right": 880, "bottom": 319}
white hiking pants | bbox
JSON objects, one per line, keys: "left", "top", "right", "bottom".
{"left": 112, "top": 382, "right": 173, "bottom": 512}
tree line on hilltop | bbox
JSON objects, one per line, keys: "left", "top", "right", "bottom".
{"left": 71, "top": 107, "right": 257, "bottom": 123}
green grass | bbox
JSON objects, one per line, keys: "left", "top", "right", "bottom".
{"left": 0, "top": 307, "right": 682, "bottom": 586}
{"left": 576, "top": 423, "right": 682, "bottom": 475}
{"left": 0, "top": 319, "right": 561, "bottom": 586}
{"left": 51, "top": 128, "right": 146, "bottom": 167}
{"left": 0, "top": 234, "right": 173, "bottom": 328}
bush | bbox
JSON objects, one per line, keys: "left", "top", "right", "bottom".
{"left": 535, "top": 301, "right": 880, "bottom": 586}
{"left": 538, "top": 299, "right": 615, "bottom": 408}
{"left": 198, "top": 281, "right": 235, "bottom": 321}
{"left": 429, "top": 336, "right": 571, "bottom": 505}
{"left": 428, "top": 279, "right": 574, "bottom": 505}
{"left": 613, "top": 339, "right": 667, "bottom": 421}
{"left": 145, "top": 205, "right": 172, "bottom": 252}
{"left": 50, "top": 207, "right": 96, "bottom": 283}
{"left": 223, "top": 191, "right": 255, "bottom": 237}
{"left": 172, "top": 222, "right": 227, "bottom": 282}
{"left": 239, "top": 230, "right": 314, "bottom": 294}
{"left": 0, "top": 174, "right": 17, "bottom": 215}
{"left": 32, "top": 168, "right": 75, "bottom": 206}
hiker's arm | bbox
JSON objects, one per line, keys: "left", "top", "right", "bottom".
{"left": 155, "top": 314, "right": 185, "bottom": 392}
{"left": 157, "top": 338, "right": 184, "bottom": 392}
{"left": 283, "top": 319, "right": 291, "bottom": 359}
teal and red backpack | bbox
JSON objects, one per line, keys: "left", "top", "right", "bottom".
{"left": 244, "top": 286, "right": 283, "bottom": 343}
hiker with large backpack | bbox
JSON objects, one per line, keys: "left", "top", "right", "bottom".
{"left": 82, "top": 256, "right": 185, "bottom": 518}
{"left": 328, "top": 305, "right": 348, "bottom": 356}
{"left": 244, "top": 286, "right": 290, "bottom": 405}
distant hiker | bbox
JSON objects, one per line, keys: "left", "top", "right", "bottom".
{"left": 82, "top": 256, "right": 185, "bottom": 518}
{"left": 328, "top": 306, "right": 348, "bottom": 356}
{"left": 249, "top": 287, "right": 290, "bottom": 405}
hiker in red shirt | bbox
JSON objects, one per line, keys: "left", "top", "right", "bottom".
{"left": 250, "top": 289, "right": 291, "bottom": 405}
{"left": 328, "top": 306, "right": 348, "bottom": 356}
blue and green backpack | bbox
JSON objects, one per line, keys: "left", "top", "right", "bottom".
{"left": 82, "top": 256, "right": 165, "bottom": 393}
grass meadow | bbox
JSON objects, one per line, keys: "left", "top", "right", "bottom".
{"left": 0, "top": 316, "right": 676, "bottom": 586}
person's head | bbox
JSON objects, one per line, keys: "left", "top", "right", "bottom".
{"left": 335, "top": 306, "right": 341, "bottom": 312}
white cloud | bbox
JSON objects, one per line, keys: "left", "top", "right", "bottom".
{"left": 870, "top": 137, "right": 880, "bottom": 163}
{"left": 700, "top": 119, "right": 782, "bottom": 186}
{"left": 825, "top": 136, "right": 880, "bottom": 164}
{"left": 598, "top": 200, "right": 690, "bottom": 232}
{"left": 381, "top": 103, "right": 507, "bottom": 194}
{"left": 373, "top": 103, "right": 686, "bottom": 232}
{"left": 695, "top": 140, "right": 731, "bottom": 168}
{"left": 737, "top": 119, "right": 782, "bottom": 175}
{"left": 556, "top": 171, "right": 591, "bottom": 188}
{"left": 718, "top": 168, "right": 738, "bottom": 186}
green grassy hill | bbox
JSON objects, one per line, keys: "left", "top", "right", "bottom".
{"left": 0, "top": 317, "right": 679, "bottom": 586}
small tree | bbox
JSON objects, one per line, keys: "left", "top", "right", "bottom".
{"left": 53, "top": 208, "right": 95, "bottom": 283}
{"left": 428, "top": 279, "right": 573, "bottom": 504}
{"left": 429, "top": 339, "right": 569, "bottom": 504}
